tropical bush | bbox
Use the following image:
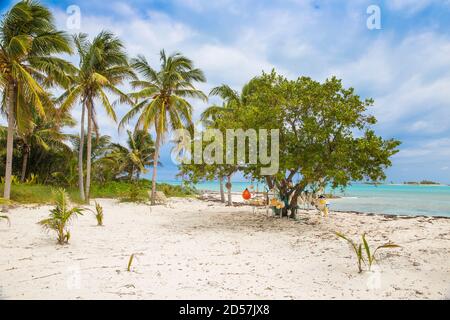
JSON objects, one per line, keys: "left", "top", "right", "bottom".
{"left": 38, "top": 189, "right": 84, "bottom": 245}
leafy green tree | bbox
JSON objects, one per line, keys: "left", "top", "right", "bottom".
{"left": 120, "top": 50, "right": 207, "bottom": 205}
{"left": 0, "top": 0, "right": 73, "bottom": 199}
{"left": 232, "top": 71, "right": 401, "bottom": 217}
{"left": 59, "top": 31, "right": 134, "bottom": 203}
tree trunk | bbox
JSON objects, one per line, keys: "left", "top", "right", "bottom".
{"left": 219, "top": 176, "right": 225, "bottom": 203}
{"left": 78, "top": 103, "right": 86, "bottom": 202}
{"left": 150, "top": 132, "right": 161, "bottom": 205}
{"left": 3, "top": 84, "right": 16, "bottom": 200}
{"left": 85, "top": 100, "right": 92, "bottom": 204}
{"left": 226, "top": 175, "right": 232, "bottom": 206}
{"left": 20, "top": 146, "right": 29, "bottom": 182}
{"left": 128, "top": 167, "right": 134, "bottom": 181}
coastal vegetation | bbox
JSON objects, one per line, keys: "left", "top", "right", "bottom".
{"left": 1, "top": 1, "right": 398, "bottom": 213}
{"left": 0, "top": 180, "right": 194, "bottom": 204}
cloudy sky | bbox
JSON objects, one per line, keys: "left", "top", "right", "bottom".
{"left": 2, "top": 0, "right": 450, "bottom": 183}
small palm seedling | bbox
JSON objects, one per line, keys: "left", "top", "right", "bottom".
{"left": 0, "top": 214, "right": 10, "bottom": 226}
{"left": 336, "top": 232, "right": 400, "bottom": 273}
{"left": 336, "top": 232, "right": 365, "bottom": 273}
{"left": 92, "top": 201, "right": 104, "bottom": 226}
{"left": 127, "top": 254, "right": 135, "bottom": 272}
{"left": 362, "top": 233, "right": 401, "bottom": 271}
{"left": 0, "top": 198, "right": 11, "bottom": 225}
{"left": 126, "top": 253, "right": 144, "bottom": 272}
{"left": 38, "top": 189, "right": 84, "bottom": 245}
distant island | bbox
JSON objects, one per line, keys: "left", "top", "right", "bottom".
{"left": 403, "top": 180, "right": 442, "bottom": 185}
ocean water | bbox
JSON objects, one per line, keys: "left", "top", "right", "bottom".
{"left": 162, "top": 180, "right": 450, "bottom": 217}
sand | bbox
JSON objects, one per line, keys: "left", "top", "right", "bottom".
{"left": 1, "top": 197, "right": 449, "bottom": 300}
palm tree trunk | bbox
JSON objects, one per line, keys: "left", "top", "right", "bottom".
{"left": 78, "top": 103, "right": 86, "bottom": 202}
{"left": 20, "top": 146, "right": 29, "bottom": 182}
{"left": 151, "top": 132, "right": 161, "bottom": 205}
{"left": 3, "top": 84, "right": 16, "bottom": 200}
{"left": 226, "top": 175, "right": 232, "bottom": 206}
{"left": 85, "top": 100, "right": 93, "bottom": 204}
{"left": 129, "top": 166, "right": 134, "bottom": 181}
{"left": 219, "top": 176, "right": 225, "bottom": 203}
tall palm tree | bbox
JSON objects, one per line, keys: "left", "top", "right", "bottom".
{"left": 59, "top": 31, "right": 134, "bottom": 203}
{"left": 120, "top": 50, "right": 207, "bottom": 205}
{"left": 108, "top": 130, "right": 156, "bottom": 181}
{"left": 0, "top": 0, "right": 73, "bottom": 200}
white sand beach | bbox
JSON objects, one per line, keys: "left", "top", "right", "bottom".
{"left": 1, "top": 197, "right": 449, "bottom": 300}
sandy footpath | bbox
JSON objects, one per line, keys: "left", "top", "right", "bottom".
{"left": 1, "top": 197, "right": 449, "bottom": 300}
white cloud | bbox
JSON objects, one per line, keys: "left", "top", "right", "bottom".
{"left": 387, "top": 0, "right": 435, "bottom": 14}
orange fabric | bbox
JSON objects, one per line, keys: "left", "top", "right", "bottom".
{"left": 242, "top": 188, "right": 251, "bottom": 200}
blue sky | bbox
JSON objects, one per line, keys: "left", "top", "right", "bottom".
{"left": 2, "top": 0, "right": 450, "bottom": 183}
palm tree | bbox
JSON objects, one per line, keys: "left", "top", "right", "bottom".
{"left": 16, "top": 103, "right": 74, "bottom": 182}
{"left": 200, "top": 85, "right": 242, "bottom": 124}
{"left": 108, "top": 130, "right": 156, "bottom": 181}
{"left": 120, "top": 50, "right": 207, "bottom": 205}
{"left": 0, "top": 0, "right": 73, "bottom": 200}
{"left": 200, "top": 84, "right": 246, "bottom": 206}
{"left": 59, "top": 31, "right": 134, "bottom": 203}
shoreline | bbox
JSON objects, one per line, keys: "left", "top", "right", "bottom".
{"left": 198, "top": 190, "right": 450, "bottom": 220}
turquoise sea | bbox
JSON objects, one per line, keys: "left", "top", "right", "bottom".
{"left": 162, "top": 180, "right": 450, "bottom": 217}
